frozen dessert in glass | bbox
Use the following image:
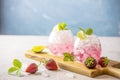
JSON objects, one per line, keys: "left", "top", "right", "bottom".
{"left": 48, "top": 22, "right": 74, "bottom": 56}
{"left": 74, "top": 28, "right": 101, "bottom": 63}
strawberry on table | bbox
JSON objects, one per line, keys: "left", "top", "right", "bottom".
{"left": 26, "top": 63, "right": 38, "bottom": 74}
{"left": 98, "top": 57, "right": 109, "bottom": 67}
{"left": 45, "top": 59, "right": 58, "bottom": 70}
{"left": 84, "top": 57, "right": 97, "bottom": 69}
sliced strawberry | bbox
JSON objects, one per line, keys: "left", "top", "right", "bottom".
{"left": 45, "top": 59, "right": 58, "bottom": 70}
{"left": 98, "top": 57, "right": 109, "bottom": 67}
{"left": 26, "top": 63, "right": 38, "bottom": 74}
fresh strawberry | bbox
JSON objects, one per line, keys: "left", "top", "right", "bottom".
{"left": 26, "top": 63, "right": 38, "bottom": 74}
{"left": 84, "top": 57, "right": 97, "bottom": 69}
{"left": 45, "top": 59, "right": 58, "bottom": 70}
{"left": 98, "top": 57, "right": 109, "bottom": 67}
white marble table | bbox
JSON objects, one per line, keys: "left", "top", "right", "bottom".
{"left": 0, "top": 35, "right": 120, "bottom": 80}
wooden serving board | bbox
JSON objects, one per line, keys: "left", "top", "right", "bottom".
{"left": 25, "top": 50, "right": 120, "bottom": 78}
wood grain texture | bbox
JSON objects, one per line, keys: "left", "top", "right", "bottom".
{"left": 25, "top": 50, "right": 120, "bottom": 78}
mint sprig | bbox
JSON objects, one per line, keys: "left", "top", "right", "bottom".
{"left": 58, "top": 22, "right": 69, "bottom": 30}
{"left": 78, "top": 27, "right": 93, "bottom": 35}
{"left": 77, "top": 27, "right": 93, "bottom": 40}
{"left": 8, "top": 59, "right": 22, "bottom": 76}
{"left": 63, "top": 52, "right": 74, "bottom": 61}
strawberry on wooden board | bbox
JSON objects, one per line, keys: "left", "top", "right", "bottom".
{"left": 84, "top": 57, "right": 97, "bottom": 69}
{"left": 26, "top": 63, "right": 38, "bottom": 74}
{"left": 45, "top": 59, "right": 58, "bottom": 70}
{"left": 98, "top": 57, "right": 109, "bottom": 67}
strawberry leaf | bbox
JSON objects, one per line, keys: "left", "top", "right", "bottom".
{"left": 85, "top": 57, "right": 94, "bottom": 66}
{"left": 13, "top": 59, "right": 22, "bottom": 68}
{"left": 104, "top": 57, "right": 109, "bottom": 66}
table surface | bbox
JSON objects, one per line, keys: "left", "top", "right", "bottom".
{"left": 0, "top": 35, "right": 120, "bottom": 80}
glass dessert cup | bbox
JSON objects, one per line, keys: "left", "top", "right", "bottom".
{"left": 74, "top": 35, "right": 101, "bottom": 63}
{"left": 48, "top": 30, "right": 74, "bottom": 56}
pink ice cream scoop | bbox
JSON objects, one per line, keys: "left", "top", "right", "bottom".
{"left": 48, "top": 24, "right": 74, "bottom": 56}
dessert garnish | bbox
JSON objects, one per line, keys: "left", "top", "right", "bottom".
{"left": 8, "top": 59, "right": 22, "bottom": 76}
{"left": 32, "top": 46, "right": 45, "bottom": 53}
{"left": 8, "top": 58, "right": 58, "bottom": 77}
{"left": 58, "top": 22, "right": 68, "bottom": 30}
{"left": 63, "top": 52, "right": 74, "bottom": 61}
{"left": 53, "top": 22, "right": 69, "bottom": 32}
{"left": 77, "top": 27, "right": 93, "bottom": 40}
{"left": 84, "top": 57, "right": 97, "bottom": 69}
{"left": 98, "top": 57, "right": 109, "bottom": 67}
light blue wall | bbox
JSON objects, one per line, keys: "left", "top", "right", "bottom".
{"left": 0, "top": 0, "right": 120, "bottom": 36}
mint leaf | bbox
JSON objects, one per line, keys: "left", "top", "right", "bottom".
{"left": 63, "top": 52, "right": 74, "bottom": 61}
{"left": 70, "top": 56, "right": 74, "bottom": 61}
{"left": 8, "top": 67, "right": 18, "bottom": 74}
{"left": 64, "top": 56, "right": 69, "bottom": 61}
{"left": 58, "top": 24, "right": 63, "bottom": 30}
{"left": 58, "top": 22, "right": 69, "bottom": 30}
{"left": 13, "top": 59, "right": 22, "bottom": 69}
{"left": 85, "top": 28, "right": 93, "bottom": 35}
{"left": 78, "top": 27, "right": 85, "bottom": 33}
{"left": 8, "top": 59, "right": 23, "bottom": 77}
{"left": 61, "top": 22, "right": 67, "bottom": 29}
